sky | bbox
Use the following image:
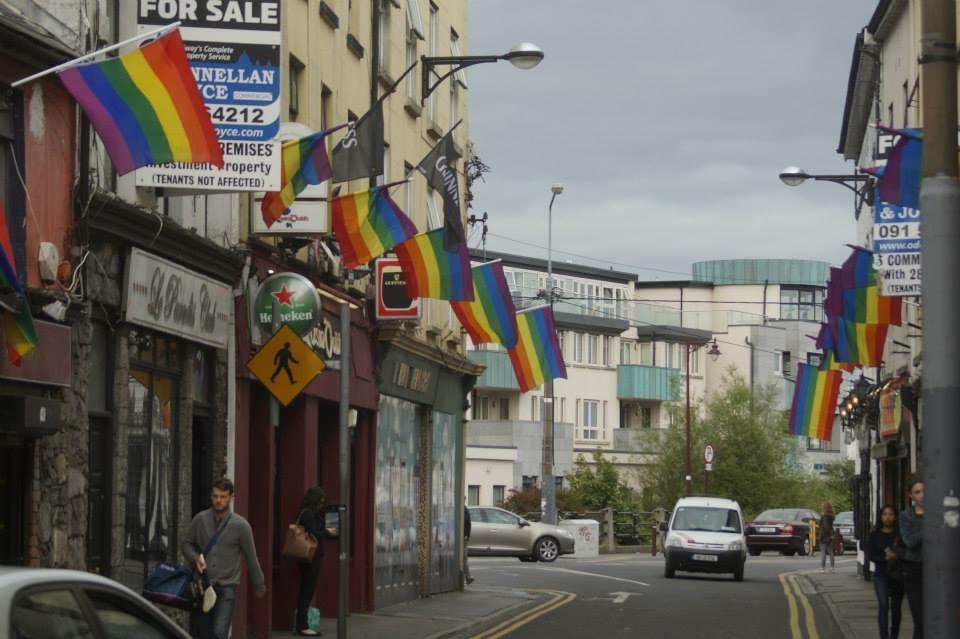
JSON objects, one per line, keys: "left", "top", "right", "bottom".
{"left": 465, "top": 0, "right": 878, "bottom": 280}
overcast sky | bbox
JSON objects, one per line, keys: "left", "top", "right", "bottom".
{"left": 465, "top": 1, "right": 877, "bottom": 280}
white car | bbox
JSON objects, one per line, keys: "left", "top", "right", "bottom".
{"left": 1, "top": 567, "right": 191, "bottom": 638}
{"left": 662, "top": 496, "right": 747, "bottom": 581}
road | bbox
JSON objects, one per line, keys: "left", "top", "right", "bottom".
{"left": 468, "top": 553, "right": 855, "bottom": 639}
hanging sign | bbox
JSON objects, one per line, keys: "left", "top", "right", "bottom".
{"left": 872, "top": 202, "right": 921, "bottom": 296}
{"left": 376, "top": 257, "right": 420, "bottom": 320}
{"left": 253, "top": 272, "right": 323, "bottom": 337}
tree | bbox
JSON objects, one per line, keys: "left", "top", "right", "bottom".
{"left": 567, "top": 449, "right": 641, "bottom": 511}
{"left": 501, "top": 486, "right": 584, "bottom": 517}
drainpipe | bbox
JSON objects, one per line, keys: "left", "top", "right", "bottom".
{"left": 745, "top": 335, "right": 755, "bottom": 416}
{"left": 762, "top": 279, "right": 768, "bottom": 325}
{"left": 369, "top": 0, "right": 382, "bottom": 190}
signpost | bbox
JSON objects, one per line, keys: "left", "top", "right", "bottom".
{"left": 246, "top": 324, "right": 325, "bottom": 406}
{"left": 872, "top": 202, "right": 922, "bottom": 296}
{"left": 704, "top": 445, "right": 715, "bottom": 495}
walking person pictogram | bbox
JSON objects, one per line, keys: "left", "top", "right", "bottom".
{"left": 271, "top": 342, "right": 299, "bottom": 384}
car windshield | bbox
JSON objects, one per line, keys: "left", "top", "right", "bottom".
{"left": 756, "top": 509, "right": 805, "bottom": 521}
{"left": 672, "top": 507, "right": 741, "bottom": 533}
{"left": 835, "top": 512, "right": 854, "bottom": 524}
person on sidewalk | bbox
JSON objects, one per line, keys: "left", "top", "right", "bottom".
{"left": 294, "top": 487, "right": 328, "bottom": 637}
{"left": 182, "top": 478, "right": 266, "bottom": 639}
{"left": 868, "top": 505, "right": 905, "bottom": 639}
{"left": 463, "top": 504, "right": 474, "bottom": 585}
{"left": 900, "top": 474, "right": 924, "bottom": 639}
{"left": 819, "top": 501, "right": 836, "bottom": 572}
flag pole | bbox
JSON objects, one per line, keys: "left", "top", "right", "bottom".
{"left": 11, "top": 22, "right": 182, "bottom": 88}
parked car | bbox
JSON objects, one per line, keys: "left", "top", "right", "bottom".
{"left": 467, "top": 506, "right": 576, "bottom": 562}
{"left": 661, "top": 496, "right": 747, "bottom": 581}
{"left": 0, "top": 566, "right": 191, "bottom": 638}
{"left": 745, "top": 508, "right": 819, "bottom": 556}
{"left": 835, "top": 510, "right": 857, "bottom": 551}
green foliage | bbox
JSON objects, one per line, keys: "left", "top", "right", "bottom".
{"left": 500, "top": 485, "right": 585, "bottom": 516}
{"left": 567, "top": 449, "right": 642, "bottom": 511}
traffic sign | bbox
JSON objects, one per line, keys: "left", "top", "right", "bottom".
{"left": 247, "top": 324, "right": 326, "bottom": 406}
{"left": 704, "top": 445, "right": 715, "bottom": 464}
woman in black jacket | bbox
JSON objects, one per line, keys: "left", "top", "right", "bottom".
{"left": 295, "top": 487, "right": 327, "bottom": 636}
{"left": 868, "top": 505, "right": 904, "bottom": 639}
{"left": 899, "top": 475, "right": 924, "bottom": 639}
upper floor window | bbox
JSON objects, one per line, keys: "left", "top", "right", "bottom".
{"left": 780, "top": 286, "right": 823, "bottom": 322}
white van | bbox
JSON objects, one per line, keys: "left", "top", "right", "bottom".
{"left": 661, "top": 496, "right": 747, "bottom": 581}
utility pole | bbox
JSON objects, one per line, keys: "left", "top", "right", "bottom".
{"left": 542, "top": 185, "right": 563, "bottom": 525}
{"left": 919, "top": 1, "right": 959, "bottom": 636}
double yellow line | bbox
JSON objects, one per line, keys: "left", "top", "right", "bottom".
{"left": 470, "top": 589, "right": 576, "bottom": 639}
{"left": 779, "top": 571, "right": 820, "bottom": 639}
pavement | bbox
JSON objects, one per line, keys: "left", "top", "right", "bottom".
{"left": 800, "top": 566, "right": 914, "bottom": 639}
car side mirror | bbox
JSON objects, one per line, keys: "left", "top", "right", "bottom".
{"left": 519, "top": 519, "right": 531, "bottom": 528}
{"left": 659, "top": 522, "right": 668, "bottom": 532}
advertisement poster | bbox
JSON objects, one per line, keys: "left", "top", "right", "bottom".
{"left": 135, "top": 0, "right": 282, "bottom": 191}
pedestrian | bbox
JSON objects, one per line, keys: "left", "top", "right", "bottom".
{"left": 182, "top": 478, "right": 266, "bottom": 639}
{"left": 868, "top": 505, "right": 904, "bottom": 639}
{"left": 463, "top": 504, "right": 474, "bottom": 585}
{"left": 819, "top": 501, "right": 836, "bottom": 572}
{"left": 900, "top": 474, "right": 924, "bottom": 639}
{"left": 294, "top": 487, "right": 328, "bottom": 636}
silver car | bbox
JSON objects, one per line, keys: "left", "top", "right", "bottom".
{"left": 467, "top": 506, "right": 576, "bottom": 562}
{"left": 1, "top": 567, "right": 191, "bottom": 639}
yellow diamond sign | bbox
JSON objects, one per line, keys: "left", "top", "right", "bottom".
{"left": 247, "top": 324, "right": 326, "bottom": 406}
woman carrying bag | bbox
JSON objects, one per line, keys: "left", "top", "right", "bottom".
{"left": 289, "top": 487, "right": 328, "bottom": 637}
{"left": 819, "top": 501, "right": 836, "bottom": 572}
{"left": 868, "top": 505, "right": 905, "bottom": 639}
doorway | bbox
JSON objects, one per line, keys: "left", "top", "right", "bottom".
{"left": 0, "top": 442, "right": 30, "bottom": 565}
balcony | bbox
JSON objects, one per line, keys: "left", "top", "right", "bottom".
{"left": 468, "top": 350, "right": 520, "bottom": 391}
{"left": 617, "top": 365, "right": 680, "bottom": 401}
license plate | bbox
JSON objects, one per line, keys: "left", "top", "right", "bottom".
{"left": 758, "top": 527, "right": 776, "bottom": 533}
{"left": 692, "top": 554, "right": 718, "bottom": 562}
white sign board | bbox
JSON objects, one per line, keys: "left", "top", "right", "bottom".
{"left": 135, "top": 1, "right": 282, "bottom": 191}
{"left": 703, "top": 445, "right": 715, "bottom": 464}
{"left": 252, "top": 182, "right": 330, "bottom": 234}
{"left": 123, "top": 247, "right": 232, "bottom": 348}
{"left": 873, "top": 202, "right": 921, "bottom": 296}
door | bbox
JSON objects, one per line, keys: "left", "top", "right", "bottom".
{"left": 87, "top": 417, "right": 112, "bottom": 575}
{"left": 430, "top": 411, "right": 459, "bottom": 594}
{"left": 481, "top": 508, "right": 528, "bottom": 554}
{"left": 0, "top": 443, "right": 29, "bottom": 565}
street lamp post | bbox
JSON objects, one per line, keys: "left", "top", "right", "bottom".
{"left": 685, "top": 339, "right": 721, "bottom": 496}
{"left": 542, "top": 184, "right": 563, "bottom": 526}
{"left": 421, "top": 42, "right": 544, "bottom": 104}
{"left": 778, "top": 166, "right": 874, "bottom": 209}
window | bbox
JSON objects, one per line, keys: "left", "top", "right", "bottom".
{"left": 426, "top": 188, "right": 440, "bottom": 228}
{"left": 664, "top": 342, "right": 674, "bottom": 369}
{"left": 376, "top": 143, "right": 390, "bottom": 186}
{"left": 620, "top": 340, "right": 631, "bottom": 365}
{"left": 531, "top": 396, "right": 544, "bottom": 421}
{"left": 582, "top": 399, "right": 600, "bottom": 440}
{"left": 406, "top": 0, "right": 425, "bottom": 39}
{"left": 405, "top": 18, "right": 418, "bottom": 100}
{"left": 588, "top": 334, "right": 599, "bottom": 364}
{"left": 690, "top": 347, "right": 700, "bottom": 375}
{"left": 492, "top": 485, "right": 505, "bottom": 505}
{"left": 288, "top": 55, "right": 305, "bottom": 118}
{"left": 781, "top": 286, "right": 823, "bottom": 321}
{"left": 522, "top": 475, "right": 537, "bottom": 489}
{"left": 602, "top": 336, "right": 610, "bottom": 366}
{"left": 640, "top": 342, "right": 653, "bottom": 366}
{"left": 11, "top": 589, "right": 95, "bottom": 639}
{"left": 773, "top": 352, "right": 782, "bottom": 374}
{"left": 427, "top": 3, "right": 438, "bottom": 121}
{"left": 404, "top": 162, "right": 415, "bottom": 216}
{"left": 85, "top": 589, "right": 176, "bottom": 639}
{"left": 641, "top": 406, "right": 652, "bottom": 429}
{"left": 557, "top": 331, "right": 567, "bottom": 358}
{"left": 499, "top": 398, "right": 509, "bottom": 420}
{"left": 377, "top": 0, "right": 390, "bottom": 74}
{"left": 1, "top": 88, "right": 25, "bottom": 277}
{"left": 467, "top": 485, "right": 480, "bottom": 506}
{"left": 484, "top": 508, "right": 519, "bottom": 525}
{"left": 475, "top": 396, "right": 489, "bottom": 420}
{"left": 559, "top": 397, "right": 566, "bottom": 423}
{"left": 572, "top": 333, "right": 583, "bottom": 363}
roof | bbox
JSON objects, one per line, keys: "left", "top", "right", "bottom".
{"left": 554, "top": 311, "right": 629, "bottom": 336}
{"left": 0, "top": 5, "right": 77, "bottom": 68}
{"left": 672, "top": 496, "right": 741, "bottom": 510}
{"left": 692, "top": 259, "right": 829, "bottom": 286}
{"left": 632, "top": 325, "right": 713, "bottom": 344}
{"left": 634, "top": 280, "right": 714, "bottom": 290}
{"left": 470, "top": 249, "right": 637, "bottom": 284}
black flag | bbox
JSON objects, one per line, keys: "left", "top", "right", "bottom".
{"left": 417, "top": 121, "right": 464, "bottom": 251}
{"left": 331, "top": 101, "right": 384, "bottom": 183}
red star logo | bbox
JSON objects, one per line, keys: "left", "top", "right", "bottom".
{"left": 271, "top": 285, "right": 296, "bottom": 307}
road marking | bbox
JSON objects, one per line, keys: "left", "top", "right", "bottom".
{"left": 469, "top": 589, "right": 576, "bottom": 639}
{"left": 610, "top": 591, "right": 641, "bottom": 603}
{"left": 789, "top": 574, "right": 821, "bottom": 639}
{"left": 778, "top": 569, "right": 823, "bottom": 639}
{"left": 533, "top": 566, "right": 651, "bottom": 587}
{"left": 778, "top": 573, "right": 803, "bottom": 639}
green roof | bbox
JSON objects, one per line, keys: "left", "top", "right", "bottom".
{"left": 692, "top": 259, "right": 829, "bottom": 286}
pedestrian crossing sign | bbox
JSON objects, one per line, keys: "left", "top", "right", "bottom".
{"left": 247, "top": 324, "right": 326, "bottom": 406}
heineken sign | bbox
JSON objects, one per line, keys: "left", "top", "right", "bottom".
{"left": 254, "top": 272, "right": 322, "bottom": 337}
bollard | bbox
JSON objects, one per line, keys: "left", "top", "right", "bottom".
{"left": 651, "top": 526, "right": 658, "bottom": 556}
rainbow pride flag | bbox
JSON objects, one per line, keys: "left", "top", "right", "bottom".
{"left": 815, "top": 324, "right": 855, "bottom": 372}
{"left": 789, "top": 363, "right": 843, "bottom": 440}
{"left": 451, "top": 260, "right": 518, "bottom": 348}
{"left": 873, "top": 128, "right": 922, "bottom": 209}
{"left": 836, "top": 248, "right": 901, "bottom": 325}
{"left": 832, "top": 317, "right": 888, "bottom": 367}
{"left": 58, "top": 29, "right": 222, "bottom": 175}
{"left": 331, "top": 185, "right": 418, "bottom": 268}
{"left": 261, "top": 128, "right": 340, "bottom": 228}
{"left": 508, "top": 305, "right": 567, "bottom": 393}
{"left": 0, "top": 201, "right": 37, "bottom": 366}
{"left": 394, "top": 229, "right": 473, "bottom": 301}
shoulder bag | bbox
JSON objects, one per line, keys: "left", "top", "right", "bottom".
{"left": 282, "top": 509, "right": 319, "bottom": 563}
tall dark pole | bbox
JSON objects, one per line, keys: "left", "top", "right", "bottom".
{"left": 919, "top": 1, "right": 960, "bottom": 636}
{"left": 338, "top": 303, "right": 352, "bottom": 638}
{"left": 542, "top": 186, "right": 562, "bottom": 526}
{"left": 685, "top": 343, "right": 692, "bottom": 496}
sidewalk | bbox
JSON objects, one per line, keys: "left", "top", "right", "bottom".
{"left": 800, "top": 566, "right": 914, "bottom": 639}
{"left": 269, "top": 585, "right": 547, "bottom": 639}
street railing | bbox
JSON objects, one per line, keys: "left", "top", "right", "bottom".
{"left": 522, "top": 508, "right": 667, "bottom": 553}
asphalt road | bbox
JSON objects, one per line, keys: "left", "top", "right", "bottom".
{"left": 468, "top": 553, "right": 855, "bottom": 639}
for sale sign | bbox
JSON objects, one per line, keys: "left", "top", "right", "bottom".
{"left": 872, "top": 202, "right": 921, "bottom": 296}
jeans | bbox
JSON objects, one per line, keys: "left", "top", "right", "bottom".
{"left": 296, "top": 557, "right": 322, "bottom": 631}
{"left": 873, "top": 573, "right": 904, "bottom": 639}
{"left": 463, "top": 538, "right": 472, "bottom": 583}
{"left": 820, "top": 538, "right": 835, "bottom": 569}
{"left": 903, "top": 561, "right": 923, "bottom": 639}
{"left": 195, "top": 585, "right": 236, "bottom": 639}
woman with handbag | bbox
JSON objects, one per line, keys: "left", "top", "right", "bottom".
{"left": 292, "top": 487, "right": 327, "bottom": 636}
{"left": 819, "top": 501, "right": 836, "bottom": 572}
{"left": 899, "top": 475, "right": 924, "bottom": 639}
{"left": 868, "top": 505, "right": 904, "bottom": 639}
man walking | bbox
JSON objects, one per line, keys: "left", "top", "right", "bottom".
{"left": 182, "top": 478, "right": 266, "bottom": 639}
{"left": 463, "top": 504, "right": 474, "bottom": 585}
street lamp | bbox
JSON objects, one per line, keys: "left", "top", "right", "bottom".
{"left": 421, "top": 42, "right": 544, "bottom": 104}
{"left": 686, "top": 338, "right": 721, "bottom": 496}
{"left": 542, "top": 184, "right": 563, "bottom": 526}
{"left": 778, "top": 166, "right": 874, "bottom": 207}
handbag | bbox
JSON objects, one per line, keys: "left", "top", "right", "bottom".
{"left": 282, "top": 509, "right": 319, "bottom": 563}
{"left": 143, "top": 513, "right": 232, "bottom": 610}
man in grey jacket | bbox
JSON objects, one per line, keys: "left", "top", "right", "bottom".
{"left": 182, "top": 478, "right": 266, "bottom": 639}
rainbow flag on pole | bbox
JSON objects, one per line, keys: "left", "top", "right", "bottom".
{"left": 0, "top": 201, "right": 37, "bottom": 366}
{"left": 508, "top": 305, "right": 567, "bottom": 393}
{"left": 451, "top": 260, "right": 518, "bottom": 348}
{"left": 394, "top": 229, "right": 473, "bottom": 301}
{"left": 331, "top": 185, "right": 418, "bottom": 268}
{"left": 789, "top": 363, "right": 843, "bottom": 440}
{"left": 261, "top": 127, "right": 343, "bottom": 228}
{"left": 58, "top": 28, "right": 222, "bottom": 175}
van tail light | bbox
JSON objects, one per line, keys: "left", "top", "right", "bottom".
{"left": 782, "top": 524, "right": 794, "bottom": 534}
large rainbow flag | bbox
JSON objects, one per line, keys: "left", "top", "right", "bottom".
{"left": 508, "top": 305, "right": 567, "bottom": 393}
{"left": 862, "top": 127, "right": 922, "bottom": 209}
{"left": 789, "top": 363, "right": 843, "bottom": 441}
{"left": 261, "top": 127, "right": 342, "bottom": 228}
{"left": 58, "top": 29, "right": 222, "bottom": 175}
{"left": 451, "top": 260, "right": 518, "bottom": 348}
{"left": 331, "top": 185, "right": 418, "bottom": 268}
{"left": 394, "top": 229, "right": 473, "bottom": 301}
{"left": 832, "top": 317, "right": 889, "bottom": 368}
{"left": 0, "top": 201, "right": 37, "bottom": 366}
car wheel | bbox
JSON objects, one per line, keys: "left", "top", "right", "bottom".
{"left": 733, "top": 562, "right": 744, "bottom": 582}
{"left": 518, "top": 555, "right": 535, "bottom": 562}
{"left": 534, "top": 537, "right": 560, "bottom": 562}
{"left": 664, "top": 560, "right": 675, "bottom": 578}
{"left": 748, "top": 547, "right": 762, "bottom": 557}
